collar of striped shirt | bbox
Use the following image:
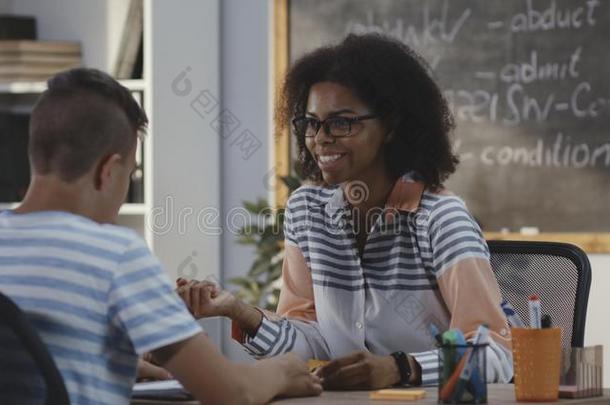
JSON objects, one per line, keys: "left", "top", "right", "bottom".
{"left": 320, "top": 172, "right": 426, "bottom": 222}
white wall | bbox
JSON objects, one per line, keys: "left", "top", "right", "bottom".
{"left": 146, "top": 0, "right": 222, "bottom": 344}
{"left": 0, "top": 0, "right": 13, "bottom": 12}
{"left": 584, "top": 256, "right": 610, "bottom": 387}
{"left": 219, "top": 0, "right": 271, "bottom": 362}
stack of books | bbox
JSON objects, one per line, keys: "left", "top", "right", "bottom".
{"left": 0, "top": 40, "right": 81, "bottom": 82}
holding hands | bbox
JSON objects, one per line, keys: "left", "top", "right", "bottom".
{"left": 175, "top": 278, "right": 238, "bottom": 319}
{"left": 176, "top": 278, "right": 263, "bottom": 337}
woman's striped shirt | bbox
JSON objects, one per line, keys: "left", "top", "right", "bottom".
{"left": 233, "top": 174, "right": 513, "bottom": 386}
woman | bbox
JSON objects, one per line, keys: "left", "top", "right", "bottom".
{"left": 178, "top": 33, "right": 512, "bottom": 389}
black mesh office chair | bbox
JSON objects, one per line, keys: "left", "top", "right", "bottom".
{"left": 0, "top": 292, "right": 69, "bottom": 405}
{"left": 487, "top": 240, "right": 591, "bottom": 348}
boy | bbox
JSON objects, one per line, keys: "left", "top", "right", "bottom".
{"left": 0, "top": 68, "right": 321, "bottom": 404}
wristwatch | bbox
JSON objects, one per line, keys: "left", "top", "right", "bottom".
{"left": 390, "top": 351, "right": 412, "bottom": 385}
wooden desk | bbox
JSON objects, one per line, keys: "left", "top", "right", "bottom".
{"left": 132, "top": 384, "right": 610, "bottom": 404}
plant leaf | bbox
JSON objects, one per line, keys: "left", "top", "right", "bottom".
{"left": 243, "top": 198, "right": 270, "bottom": 214}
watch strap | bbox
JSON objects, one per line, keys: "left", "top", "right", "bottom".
{"left": 390, "top": 351, "right": 412, "bottom": 385}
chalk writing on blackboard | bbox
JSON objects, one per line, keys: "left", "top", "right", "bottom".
{"left": 289, "top": 0, "right": 610, "bottom": 231}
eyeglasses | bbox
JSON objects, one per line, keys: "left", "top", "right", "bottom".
{"left": 292, "top": 114, "right": 377, "bottom": 138}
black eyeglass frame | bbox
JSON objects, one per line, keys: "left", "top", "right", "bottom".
{"left": 291, "top": 114, "right": 377, "bottom": 138}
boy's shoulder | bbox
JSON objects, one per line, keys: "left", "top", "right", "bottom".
{"left": 1, "top": 210, "right": 146, "bottom": 252}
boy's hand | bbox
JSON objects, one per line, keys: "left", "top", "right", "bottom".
{"left": 272, "top": 353, "right": 323, "bottom": 398}
{"left": 137, "top": 358, "right": 172, "bottom": 381}
{"left": 176, "top": 278, "right": 238, "bottom": 319}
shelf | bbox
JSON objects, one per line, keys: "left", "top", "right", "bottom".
{"left": 0, "top": 78, "right": 146, "bottom": 94}
{"left": 0, "top": 202, "right": 149, "bottom": 216}
{"left": 0, "top": 203, "right": 18, "bottom": 210}
{"left": 118, "top": 203, "right": 149, "bottom": 215}
{"left": 119, "top": 79, "right": 147, "bottom": 92}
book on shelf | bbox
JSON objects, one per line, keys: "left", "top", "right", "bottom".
{"left": 0, "top": 40, "right": 82, "bottom": 82}
{"left": 0, "top": 54, "right": 81, "bottom": 65}
{"left": 0, "top": 40, "right": 80, "bottom": 55}
{"left": 114, "top": 0, "right": 143, "bottom": 79}
{"left": 0, "top": 63, "right": 81, "bottom": 76}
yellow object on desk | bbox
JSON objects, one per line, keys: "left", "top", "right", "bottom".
{"left": 308, "top": 359, "right": 329, "bottom": 372}
{"left": 369, "top": 389, "right": 426, "bottom": 401}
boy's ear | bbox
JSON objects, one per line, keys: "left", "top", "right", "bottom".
{"left": 94, "top": 153, "right": 123, "bottom": 191}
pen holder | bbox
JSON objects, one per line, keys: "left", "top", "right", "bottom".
{"left": 512, "top": 327, "right": 562, "bottom": 402}
{"left": 559, "top": 345, "right": 604, "bottom": 398}
{"left": 438, "top": 343, "right": 488, "bottom": 403}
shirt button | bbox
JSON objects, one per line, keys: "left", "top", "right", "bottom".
{"left": 355, "top": 322, "right": 363, "bottom": 329}
{"left": 500, "top": 328, "right": 508, "bottom": 336}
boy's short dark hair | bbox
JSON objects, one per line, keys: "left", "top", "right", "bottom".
{"left": 29, "top": 68, "right": 148, "bottom": 182}
{"left": 277, "top": 34, "right": 458, "bottom": 190}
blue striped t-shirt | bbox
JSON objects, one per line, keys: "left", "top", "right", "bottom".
{"left": 0, "top": 210, "right": 201, "bottom": 404}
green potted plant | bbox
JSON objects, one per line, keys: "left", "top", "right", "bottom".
{"left": 229, "top": 175, "right": 302, "bottom": 311}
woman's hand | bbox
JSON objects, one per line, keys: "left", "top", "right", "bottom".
{"left": 314, "top": 351, "right": 400, "bottom": 390}
{"left": 176, "top": 278, "right": 238, "bottom": 319}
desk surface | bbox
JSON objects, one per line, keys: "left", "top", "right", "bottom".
{"left": 132, "top": 384, "right": 610, "bottom": 404}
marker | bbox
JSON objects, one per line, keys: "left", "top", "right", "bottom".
{"left": 441, "top": 329, "right": 466, "bottom": 390}
{"left": 452, "top": 325, "right": 489, "bottom": 401}
{"left": 528, "top": 294, "right": 542, "bottom": 329}
{"left": 439, "top": 351, "right": 468, "bottom": 401}
{"left": 501, "top": 298, "right": 525, "bottom": 328}
{"left": 429, "top": 323, "right": 442, "bottom": 345}
{"left": 541, "top": 314, "right": 552, "bottom": 329}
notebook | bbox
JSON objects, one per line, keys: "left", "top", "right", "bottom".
{"left": 132, "top": 380, "right": 193, "bottom": 401}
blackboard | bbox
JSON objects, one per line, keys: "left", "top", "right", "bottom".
{"left": 285, "top": 0, "right": 610, "bottom": 235}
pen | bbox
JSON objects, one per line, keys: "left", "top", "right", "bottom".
{"left": 501, "top": 298, "right": 525, "bottom": 328}
{"left": 439, "top": 351, "right": 468, "bottom": 401}
{"left": 441, "top": 329, "right": 466, "bottom": 390}
{"left": 541, "top": 314, "right": 552, "bottom": 328}
{"left": 429, "top": 323, "right": 443, "bottom": 345}
{"left": 443, "top": 329, "right": 467, "bottom": 356}
{"left": 528, "top": 294, "right": 542, "bottom": 329}
{"left": 452, "top": 324, "right": 489, "bottom": 401}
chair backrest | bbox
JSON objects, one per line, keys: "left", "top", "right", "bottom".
{"left": 487, "top": 240, "right": 591, "bottom": 348}
{"left": 0, "top": 292, "right": 70, "bottom": 405}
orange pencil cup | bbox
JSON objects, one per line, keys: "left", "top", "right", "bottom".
{"left": 512, "top": 327, "right": 562, "bottom": 402}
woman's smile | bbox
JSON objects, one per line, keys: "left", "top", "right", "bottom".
{"left": 316, "top": 152, "right": 347, "bottom": 171}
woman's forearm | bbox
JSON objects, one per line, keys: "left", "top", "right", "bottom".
{"left": 230, "top": 299, "right": 264, "bottom": 337}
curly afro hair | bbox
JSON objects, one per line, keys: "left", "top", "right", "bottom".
{"left": 276, "top": 33, "right": 458, "bottom": 190}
